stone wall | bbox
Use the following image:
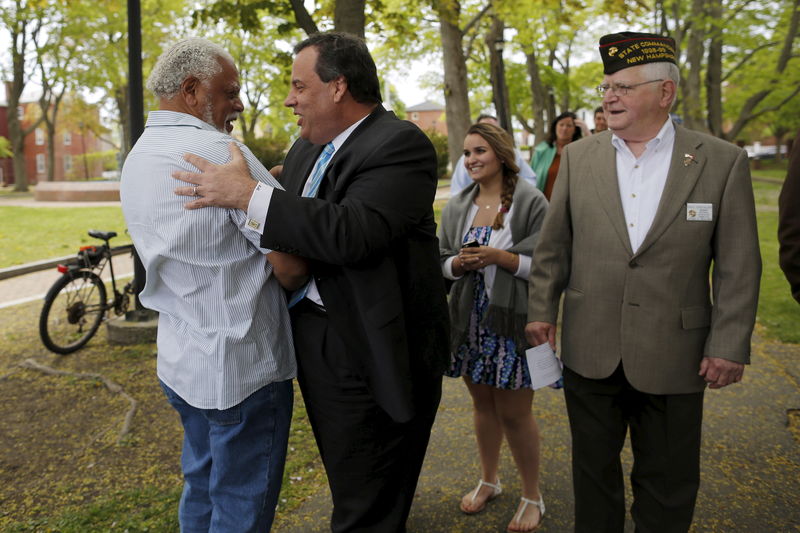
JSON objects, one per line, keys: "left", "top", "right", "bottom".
{"left": 34, "top": 181, "right": 120, "bottom": 202}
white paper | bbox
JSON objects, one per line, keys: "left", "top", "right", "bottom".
{"left": 525, "top": 343, "right": 563, "bottom": 390}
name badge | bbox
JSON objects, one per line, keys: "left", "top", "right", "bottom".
{"left": 686, "top": 203, "right": 713, "bottom": 221}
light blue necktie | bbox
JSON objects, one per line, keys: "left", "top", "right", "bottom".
{"left": 288, "top": 142, "right": 335, "bottom": 308}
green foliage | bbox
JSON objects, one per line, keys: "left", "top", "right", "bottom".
{"left": 82, "top": 150, "right": 119, "bottom": 172}
{"left": 246, "top": 136, "right": 290, "bottom": 171}
{"left": 424, "top": 128, "right": 450, "bottom": 179}
{"left": 569, "top": 61, "right": 604, "bottom": 113}
{"left": 0, "top": 136, "right": 11, "bottom": 158}
{"left": 192, "top": 0, "right": 294, "bottom": 33}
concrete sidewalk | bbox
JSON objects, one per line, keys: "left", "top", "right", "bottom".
{"left": 274, "top": 335, "right": 800, "bottom": 532}
{"left": 0, "top": 254, "right": 133, "bottom": 310}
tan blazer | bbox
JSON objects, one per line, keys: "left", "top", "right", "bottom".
{"left": 528, "top": 124, "right": 761, "bottom": 394}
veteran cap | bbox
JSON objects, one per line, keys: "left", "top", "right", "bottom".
{"left": 599, "top": 32, "right": 676, "bottom": 74}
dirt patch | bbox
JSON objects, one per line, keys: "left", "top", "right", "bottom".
{"left": 0, "top": 296, "right": 325, "bottom": 530}
{"left": 0, "top": 299, "right": 183, "bottom": 527}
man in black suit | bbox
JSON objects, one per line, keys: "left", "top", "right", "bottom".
{"left": 779, "top": 130, "right": 800, "bottom": 303}
{"left": 173, "top": 32, "right": 450, "bottom": 532}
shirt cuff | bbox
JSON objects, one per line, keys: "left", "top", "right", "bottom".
{"left": 514, "top": 254, "right": 532, "bottom": 280}
{"left": 443, "top": 256, "right": 463, "bottom": 281}
{"left": 245, "top": 182, "right": 274, "bottom": 235}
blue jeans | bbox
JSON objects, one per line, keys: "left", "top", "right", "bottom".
{"left": 160, "top": 379, "right": 293, "bottom": 533}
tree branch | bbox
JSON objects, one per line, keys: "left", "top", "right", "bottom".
{"left": 289, "top": 0, "right": 319, "bottom": 36}
{"left": 722, "top": 42, "right": 778, "bottom": 82}
{"left": 463, "top": 2, "right": 491, "bottom": 35}
{"left": 19, "top": 358, "right": 139, "bottom": 445}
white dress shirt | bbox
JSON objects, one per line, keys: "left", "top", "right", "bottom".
{"left": 612, "top": 118, "right": 675, "bottom": 252}
{"left": 442, "top": 202, "right": 532, "bottom": 297}
{"left": 120, "top": 110, "right": 296, "bottom": 410}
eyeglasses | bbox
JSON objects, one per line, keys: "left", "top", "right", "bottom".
{"left": 595, "top": 79, "right": 664, "bottom": 97}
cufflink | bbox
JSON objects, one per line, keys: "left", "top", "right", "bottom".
{"left": 247, "top": 219, "right": 261, "bottom": 230}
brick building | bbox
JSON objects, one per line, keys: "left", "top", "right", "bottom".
{"left": 0, "top": 100, "right": 104, "bottom": 186}
{"left": 406, "top": 101, "right": 447, "bottom": 135}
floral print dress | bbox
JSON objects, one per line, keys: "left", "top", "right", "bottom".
{"left": 446, "top": 225, "right": 532, "bottom": 389}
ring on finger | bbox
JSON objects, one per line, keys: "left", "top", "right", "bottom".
{"left": 193, "top": 185, "right": 199, "bottom": 196}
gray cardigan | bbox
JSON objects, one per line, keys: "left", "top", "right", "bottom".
{"left": 438, "top": 179, "right": 548, "bottom": 352}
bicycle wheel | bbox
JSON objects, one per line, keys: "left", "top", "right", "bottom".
{"left": 39, "top": 270, "right": 107, "bottom": 354}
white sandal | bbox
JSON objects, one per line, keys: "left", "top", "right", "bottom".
{"left": 508, "top": 495, "right": 545, "bottom": 532}
{"left": 460, "top": 478, "right": 502, "bottom": 514}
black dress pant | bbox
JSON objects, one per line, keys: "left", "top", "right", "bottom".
{"left": 292, "top": 300, "right": 441, "bottom": 533}
{"left": 563, "top": 364, "right": 704, "bottom": 533}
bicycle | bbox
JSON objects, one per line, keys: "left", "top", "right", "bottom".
{"left": 39, "top": 230, "right": 136, "bottom": 355}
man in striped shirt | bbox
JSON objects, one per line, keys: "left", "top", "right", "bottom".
{"left": 120, "top": 38, "right": 298, "bottom": 532}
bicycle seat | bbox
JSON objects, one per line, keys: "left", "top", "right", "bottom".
{"left": 88, "top": 230, "right": 117, "bottom": 241}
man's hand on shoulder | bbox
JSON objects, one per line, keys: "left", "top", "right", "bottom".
{"left": 525, "top": 321, "right": 557, "bottom": 350}
{"left": 698, "top": 357, "right": 744, "bottom": 389}
{"left": 173, "top": 142, "right": 256, "bottom": 211}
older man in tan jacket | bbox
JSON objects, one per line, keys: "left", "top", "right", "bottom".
{"left": 526, "top": 32, "right": 761, "bottom": 533}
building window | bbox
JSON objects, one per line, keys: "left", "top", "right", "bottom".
{"left": 411, "top": 112, "right": 419, "bottom": 121}
{"left": 64, "top": 154, "right": 73, "bottom": 172}
{"left": 35, "top": 128, "right": 45, "bottom": 145}
{"left": 63, "top": 131, "right": 72, "bottom": 146}
{"left": 36, "top": 154, "right": 46, "bottom": 174}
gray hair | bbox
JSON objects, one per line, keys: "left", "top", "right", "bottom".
{"left": 640, "top": 61, "right": 681, "bottom": 109}
{"left": 146, "top": 38, "right": 234, "bottom": 99}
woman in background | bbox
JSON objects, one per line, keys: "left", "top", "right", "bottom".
{"left": 438, "top": 122, "right": 549, "bottom": 532}
{"left": 531, "top": 111, "right": 583, "bottom": 200}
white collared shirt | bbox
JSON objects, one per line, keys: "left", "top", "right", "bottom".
{"left": 612, "top": 118, "right": 675, "bottom": 253}
{"left": 246, "top": 115, "right": 369, "bottom": 306}
{"left": 120, "top": 110, "right": 296, "bottom": 410}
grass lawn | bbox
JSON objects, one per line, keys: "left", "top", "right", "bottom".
{"left": 0, "top": 206, "right": 130, "bottom": 268}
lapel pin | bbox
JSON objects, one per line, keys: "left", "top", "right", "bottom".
{"left": 683, "top": 153, "right": 698, "bottom": 166}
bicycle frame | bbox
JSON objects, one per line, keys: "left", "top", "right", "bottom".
{"left": 56, "top": 243, "right": 132, "bottom": 309}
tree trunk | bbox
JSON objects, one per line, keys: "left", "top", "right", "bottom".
{"left": 525, "top": 50, "right": 547, "bottom": 144}
{"left": 682, "top": 0, "right": 707, "bottom": 132}
{"left": 436, "top": 0, "right": 471, "bottom": 171}
{"left": 334, "top": 0, "right": 366, "bottom": 37}
{"left": 7, "top": 14, "right": 30, "bottom": 192}
{"left": 705, "top": 0, "right": 723, "bottom": 137}
{"left": 115, "top": 86, "right": 131, "bottom": 166}
{"left": 485, "top": 15, "right": 512, "bottom": 136}
{"left": 10, "top": 119, "right": 27, "bottom": 192}
{"left": 288, "top": 0, "right": 319, "bottom": 36}
{"left": 45, "top": 121, "right": 56, "bottom": 181}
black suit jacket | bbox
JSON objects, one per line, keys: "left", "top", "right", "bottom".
{"left": 262, "top": 106, "right": 450, "bottom": 423}
{"left": 779, "top": 130, "right": 800, "bottom": 303}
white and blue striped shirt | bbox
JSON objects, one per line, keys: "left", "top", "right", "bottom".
{"left": 120, "top": 110, "right": 296, "bottom": 410}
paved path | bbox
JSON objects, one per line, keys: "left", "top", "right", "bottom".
{"left": 274, "top": 335, "right": 800, "bottom": 532}
{"left": 0, "top": 255, "right": 134, "bottom": 310}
